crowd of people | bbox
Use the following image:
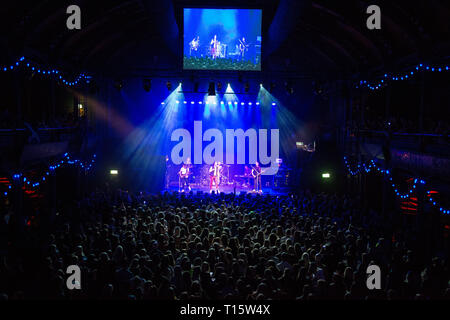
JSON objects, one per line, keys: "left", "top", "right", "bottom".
{"left": 0, "top": 189, "right": 449, "bottom": 300}
{"left": 183, "top": 57, "right": 260, "bottom": 71}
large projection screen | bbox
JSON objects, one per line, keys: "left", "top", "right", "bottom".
{"left": 183, "top": 8, "right": 262, "bottom": 71}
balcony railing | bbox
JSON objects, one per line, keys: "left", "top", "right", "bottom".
{"left": 0, "top": 126, "right": 79, "bottom": 147}
{"left": 347, "top": 129, "right": 450, "bottom": 157}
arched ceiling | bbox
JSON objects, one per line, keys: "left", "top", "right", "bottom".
{"left": 1, "top": 0, "right": 449, "bottom": 78}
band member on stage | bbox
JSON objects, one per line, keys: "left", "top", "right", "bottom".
{"left": 238, "top": 37, "right": 248, "bottom": 61}
{"left": 186, "top": 157, "right": 193, "bottom": 170}
{"left": 189, "top": 36, "right": 200, "bottom": 56}
{"left": 216, "top": 41, "right": 222, "bottom": 58}
{"left": 252, "top": 161, "right": 262, "bottom": 193}
{"left": 210, "top": 35, "right": 218, "bottom": 59}
{"left": 179, "top": 164, "right": 191, "bottom": 192}
{"left": 209, "top": 161, "right": 221, "bottom": 193}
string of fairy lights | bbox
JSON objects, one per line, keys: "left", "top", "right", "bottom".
{"left": 356, "top": 63, "right": 450, "bottom": 91}
{"left": 343, "top": 156, "right": 449, "bottom": 215}
{"left": 2, "top": 153, "right": 96, "bottom": 197}
{"left": 1, "top": 56, "right": 90, "bottom": 87}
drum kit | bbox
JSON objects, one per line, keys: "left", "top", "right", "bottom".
{"left": 209, "top": 44, "right": 227, "bottom": 58}
{"left": 199, "top": 163, "right": 231, "bottom": 185}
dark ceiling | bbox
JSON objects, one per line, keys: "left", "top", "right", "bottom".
{"left": 1, "top": 0, "right": 450, "bottom": 78}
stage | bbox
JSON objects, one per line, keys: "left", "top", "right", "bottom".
{"left": 163, "top": 184, "right": 292, "bottom": 196}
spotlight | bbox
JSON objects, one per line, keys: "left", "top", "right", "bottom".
{"left": 256, "top": 102, "right": 260, "bottom": 106}
{"left": 110, "top": 170, "right": 119, "bottom": 175}
{"left": 272, "top": 102, "right": 276, "bottom": 106}
{"left": 143, "top": 78, "right": 151, "bottom": 92}
{"left": 114, "top": 80, "right": 123, "bottom": 91}
{"left": 244, "top": 82, "right": 249, "bottom": 93}
{"left": 208, "top": 82, "right": 216, "bottom": 96}
{"left": 322, "top": 173, "right": 330, "bottom": 179}
{"left": 166, "top": 81, "right": 172, "bottom": 91}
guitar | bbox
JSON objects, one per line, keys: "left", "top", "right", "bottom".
{"left": 189, "top": 38, "right": 199, "bottom": 54}
{"left": 178, "top": 169, "right": 192, "bottom": 179}
{"left": 191, "top": 41, "right": 199, "bottom": 50}
{"left": 238, "top": 40, "right": 249, "bottom": 54}
{"left": 251, "top": 167, "right": 269, "bottom": 178}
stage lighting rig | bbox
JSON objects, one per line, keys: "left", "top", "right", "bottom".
{"left": 217, "top": 82, "right": 222, "bottom": 92}
{"left": 166, "top": 81, "right": 172, "bottom": 91}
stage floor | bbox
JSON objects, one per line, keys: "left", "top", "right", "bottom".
{"left": 163, "top": 184, "right": 291, "bottom": 196}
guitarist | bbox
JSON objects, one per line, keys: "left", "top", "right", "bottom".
{"left": 178, "top": 164, "right": 191, "bottom": 192}
{"left": 238, "top": 37, "right": 248, "bottom": 61}
{"left": 251, "top": 161, "right": 262, "bottom": 193}
{"left": 189, "top": 36, "right": 200, "bottom": 57}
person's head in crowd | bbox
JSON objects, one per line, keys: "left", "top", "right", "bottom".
{"left": 0, "top": 190, "right": 448, "bottom": 300}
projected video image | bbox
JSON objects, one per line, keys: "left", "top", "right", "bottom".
{"left": 183, "top": 8, "right": 262, "bottom": 71}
